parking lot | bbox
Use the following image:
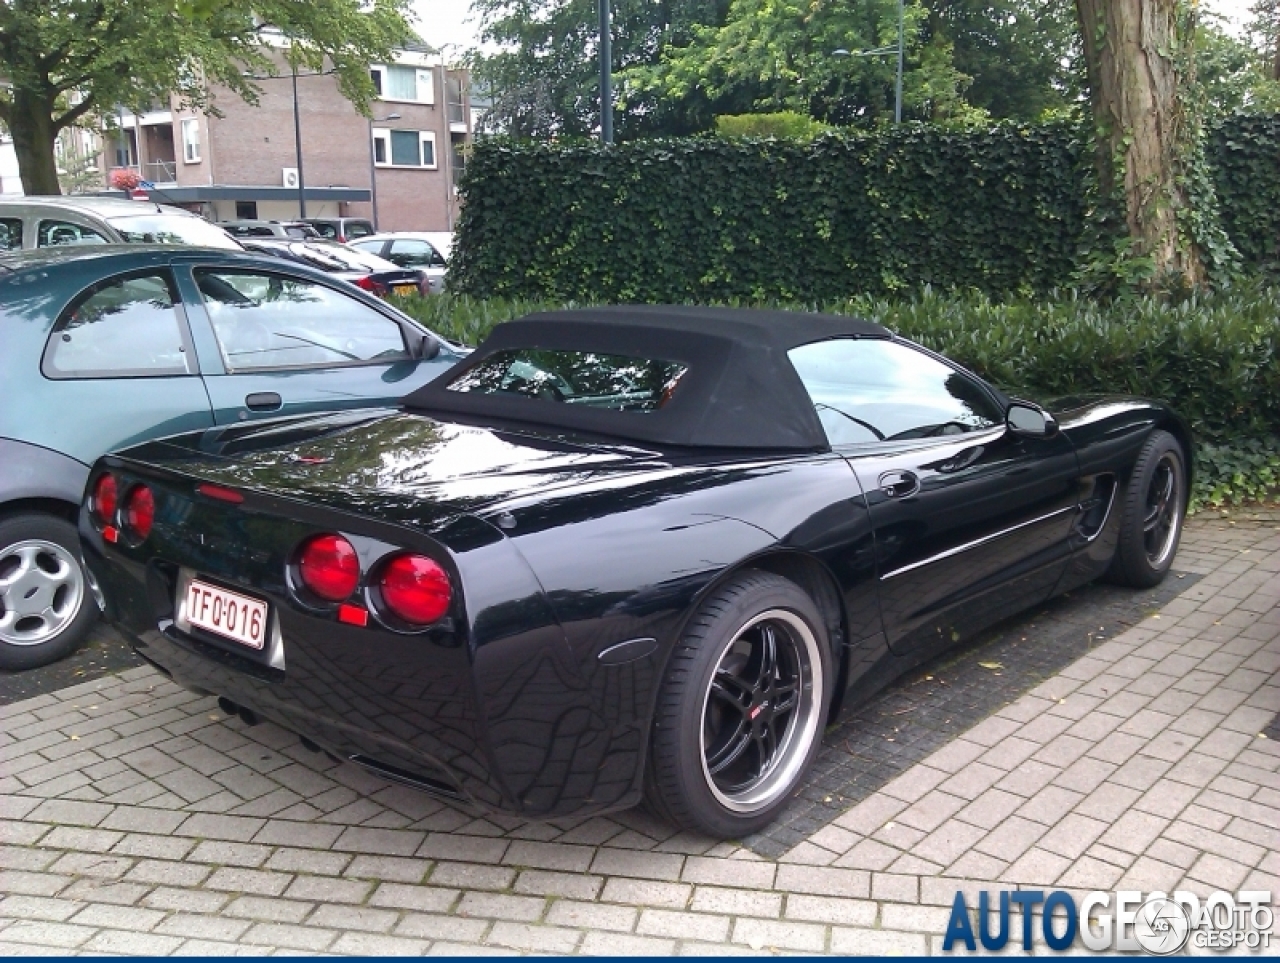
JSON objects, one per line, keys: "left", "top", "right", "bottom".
{"left": 0, "top": 509, "right": 1276, "bottom": 955}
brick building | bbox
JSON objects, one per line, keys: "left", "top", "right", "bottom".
{"left": 105, "top": 42, "right": 470, "bottom": 231}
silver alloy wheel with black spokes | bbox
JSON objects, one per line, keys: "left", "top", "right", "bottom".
{"left": 1107, "top": 430, "right": 1188, "bottom": 589}
{"left": 0, "top": 514, "right": 99, "bottom": 670}
{"left": 699, "top": 609, "right": 823, "bottom": 813}
{"left": 645, "top": 570, "right": 833, "bottom": 837}
{"left": 1142, "top": 452, "right": 1182, "bottom": 568}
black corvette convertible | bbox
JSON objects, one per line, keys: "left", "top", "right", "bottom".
{"left": 82, "top": 306, "right": 1190, "bottom": 837}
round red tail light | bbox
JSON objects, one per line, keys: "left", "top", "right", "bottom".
{"left": 380, "top": 554, "right": 451, "bottom": 625}
{"left": 92, "top": 473, "right": 117, "bottom": 525}
{"left": 123, "top": 485, "right": 155, "bottom": 540}
{"left": 298, "top": 534, "right": 360, "bottom": 601}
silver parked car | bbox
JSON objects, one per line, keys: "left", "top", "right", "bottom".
{"left": 348, "top": 232, "right": 448, "bottom": 293}
{"left": 0, "top": 196, "right": 242, "bottom": 251}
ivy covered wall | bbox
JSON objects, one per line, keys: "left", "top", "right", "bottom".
{"left": 450, "top": 114, "right": 1280, "bottom": 301}
{"left": 1210, "top": 115, "right": 1280, "bottom": 280}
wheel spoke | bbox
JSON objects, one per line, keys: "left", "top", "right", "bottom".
{"left": 1143, "top": 505, "right": 1163, "bottom": 532}
{"left": 772, "top": 679, "right": 799, "bottom": 714}
{"left": 0, "top": 549, "right": 35, "bottom": 590}
{"left": 756, "top": 717, "right": 778, "bottom": 767}
{"left": 707, "top": 722, "right": 752, "bottom": 775}
{"left": 710, "top": 677, "right": 750, "bottom": 714}
{"left": 752, "top": 624, "right": 778, "bottom": 688}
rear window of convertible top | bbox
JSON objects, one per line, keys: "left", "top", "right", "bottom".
{"left": 446, "top": 347, "right": 688, "bottom": 413}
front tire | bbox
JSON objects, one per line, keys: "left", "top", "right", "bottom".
{"left": 0, "top": 514, "right": 98, "bottom": 670}
{"left": 645, "top": 571, "right": 832, "bottom": 838}
{"left": 1107, "top": 430, "right": 1187, "bottom": 588}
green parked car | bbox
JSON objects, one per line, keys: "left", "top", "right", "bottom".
{"left": 0, "top": 245, "right": 464, "bottom": 669}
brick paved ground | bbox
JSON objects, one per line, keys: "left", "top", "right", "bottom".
{"left": 0, "top": 511, "right": 1275, "bottom": 955}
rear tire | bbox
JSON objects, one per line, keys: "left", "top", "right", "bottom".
{"left": 0, "top": 514, "right": 97, "bottom": 670}
{"left": 644, "top": 571, "right": 832, "bottom": 838}
{"left": 1106, "top": 430, "right": 1187, "bottom": 588}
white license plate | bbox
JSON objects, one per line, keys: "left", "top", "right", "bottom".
{"left": 392, "top": 284, "right": 417, "bottom": 296}
{"left": 184, "top": 579, "right": 268, "bottom": 650}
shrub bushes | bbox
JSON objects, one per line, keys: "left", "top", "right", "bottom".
{"left": 393, "top": 281, "right": 1280, "bottom": 506}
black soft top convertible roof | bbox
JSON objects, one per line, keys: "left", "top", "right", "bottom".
{"left": 403, "top": 305, "right": 892, "bottom": 451}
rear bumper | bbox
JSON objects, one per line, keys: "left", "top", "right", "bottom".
{"left": 80, "top": 506, "right": 646, "bottom": 820}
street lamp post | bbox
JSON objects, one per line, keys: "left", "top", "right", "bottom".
{"left": 833, "top": 0, "right": 905, "bottom": 123}
{"left": 367, "top": 112, "right": 400, "bottom": 232}
{"left": 598, "top": 0, "right": 613, "bottom": 143}
{"left": 893, "top": 0, "right": 904, "bottom": 124}
{"left": 291, "top": 66, "right": 306, "bottom": 217}
{"left": 244, "top": 64, "right": 335, "bottom": 218}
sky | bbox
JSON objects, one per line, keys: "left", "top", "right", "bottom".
{"left": 409, "top": 0, "right": 1259, "bottom": 54}
{"left": 411, "top": 0, "right": 484, "bottom": 54}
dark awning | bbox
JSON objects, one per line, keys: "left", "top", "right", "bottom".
{"left": 135, "top": 185, "right": 371, "bottom": 203}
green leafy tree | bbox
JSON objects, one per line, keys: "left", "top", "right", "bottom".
{"left": 633, "top": 0, "right": 1075, "bottom": 127}
{"left": 1196, "top": 13, "right": 1280, "bottom": 115}
{"left": 1248, "top": 0, "right": 1280, "bottom": 81}
{"left": 473, "top": 0, "right": 730, "bottom": 138}
{"left": 633, "top": 0, "right": 936, "bottom": 126}
{"left": 922, "top": 1, "right": 1079, "bottom": 119}
{"left": 0, "top": 0, "right": 412, "bottom": 195}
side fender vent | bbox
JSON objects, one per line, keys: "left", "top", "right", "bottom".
{"left": 1077, "top": 475, "right": 1118, "bottom": 541}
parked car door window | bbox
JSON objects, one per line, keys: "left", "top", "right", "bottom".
{"left": 0, "top": 218, "right": 22, "bottom": 250}
{"left": 386, "top": 239, "right": 445, "bottom": 268}
{"left": 37, "top": 220, "right": 108, "bottom": 248}
{"left": 194, "top": 269, "right": 410, "bottom": 372}
{"left": 344, "top": 221, "right": 374, "bottom": 240}
{"left": 42, "top": 271, "right": 195, "bottom": 378}
{"left": 788, "top": 338, "right": 1002, "bottom": 445}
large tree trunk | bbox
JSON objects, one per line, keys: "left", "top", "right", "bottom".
{"left": 1075, "top": 0, "right": 1204, "bottom": 286}
{"left": 9, "top": 89, "right": 63, "bottom": 196}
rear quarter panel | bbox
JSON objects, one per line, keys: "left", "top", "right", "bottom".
{"left": 456, "top": 453, "right": 879, "bottom": 815}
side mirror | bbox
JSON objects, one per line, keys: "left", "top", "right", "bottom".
{"left": 1006, "top": 401, "right": 1058, "bottom": 439}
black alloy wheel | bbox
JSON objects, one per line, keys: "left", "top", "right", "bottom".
{"left": 1142, "top": 452, "right": 1182, "bottom": 569}
{"left": 1107, "top": 430, "right": 1187, "bottom": 588}
{"left": 701, "top": 610, "right": 818, "bottom": 812}
{"left": 646, "top": 571, "right": 832, "bottom": 837}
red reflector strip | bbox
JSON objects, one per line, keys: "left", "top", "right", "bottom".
{"left": 337, "top": 603, "right": 369, "bottom": 627}
{"left": 103, "top": 525, "right": 119, "bottom": 543}
{"left": 196, "top": 483, "right": 244, "bottom": 504}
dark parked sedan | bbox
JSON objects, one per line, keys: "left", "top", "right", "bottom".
{"left": 82, "top": 307, "right": 1190, "bottom": 836}
{"left": 0, "top": 246, "right": 463, "bottom": 670}
{"left": 238, "top": 238, "right": 427, "bottom": 298}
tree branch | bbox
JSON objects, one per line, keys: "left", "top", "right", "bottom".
{"left": 53, "top": 92, "right": 98, "bottom": 131}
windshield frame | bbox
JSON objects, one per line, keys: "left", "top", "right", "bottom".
{"left": 105, "top": 213, "right": 243, "bottom": 250}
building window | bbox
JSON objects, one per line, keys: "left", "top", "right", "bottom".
{"left": 370, "top": 64, "right": 433, "bottom": 104}
{"left": 371, "top": 128, "right": 437, "bottom": 169}
{"left": 235, "top": 201, "right": 258, "bottom": 219}
{"left": 181, "top": 118, "right": 201, "bottom": 163}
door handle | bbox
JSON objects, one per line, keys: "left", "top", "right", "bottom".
{"left": 245, "top": 392, "right": 283, "bottom": 412}
{"left": 879, "top": 470, "right": 920, "bottom": 498}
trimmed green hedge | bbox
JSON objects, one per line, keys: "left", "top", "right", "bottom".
{"left": 1209, "top": 114, "right": 1280, "bottom": 279}
{"left": 450, "top": 114, "right": 1280, "bottom": 303}
{"left": 393, "top": 282, "right": 1280, "bottom": 505}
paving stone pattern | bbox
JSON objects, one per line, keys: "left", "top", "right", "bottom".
{"left": 0, "top": 510, "right": 1275, "bottom": 955}
{"left": 0, "top": 622, "right": 141, "bottom": 707}
{"left": 745, "top": 569, "right": 1202, "bottom": 857}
